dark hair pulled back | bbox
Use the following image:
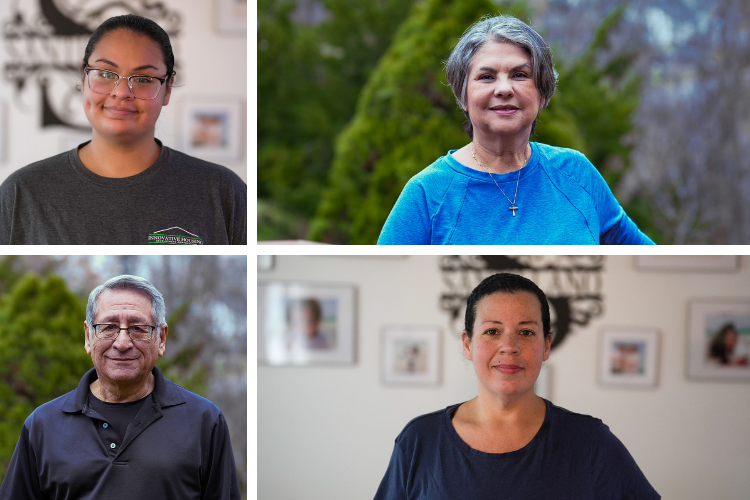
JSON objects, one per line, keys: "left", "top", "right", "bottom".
{"left": 464, "top": 273, "right": 552, "bottom": 340}
{"left": 81, "top": 14, "right": 175, "bottom": 83}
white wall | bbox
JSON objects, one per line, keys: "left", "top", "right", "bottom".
{"left": 258, "top": 255, "right": 750, "bottom": 500}
{"left": 0, "top": 0, "right": 246, "bottom": 182}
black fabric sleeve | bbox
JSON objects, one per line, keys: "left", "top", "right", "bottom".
{"left": 0, "top": 424, "right": 44, "bottom": 500}
{"left": 201, "top": 413, "right": 242, "bottom": 500}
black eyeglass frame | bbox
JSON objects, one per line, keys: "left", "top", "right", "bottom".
{"left": 91, "top": 323, "right": 158, "bottom": 341}
{"left": 84, "top": 67, "right": 174, "bottom": 100}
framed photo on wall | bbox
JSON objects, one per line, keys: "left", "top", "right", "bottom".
{"left": 257, "top": 281, "right": 356, "bottom": 366}
{"left": 180, "top": 97, "right": 243, "bottom": 161}
{"left": 599, "top": 328, "right": 659, "bottom": 388}
{"left": 688, "top": 300, "right": 750, "bottom": 381}
{"left": 381, "top": 326, "right": 441, "bottom": 385}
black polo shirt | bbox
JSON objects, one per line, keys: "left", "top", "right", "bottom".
{"left": 0, "top": 366, "right": 241, "bottom": 499}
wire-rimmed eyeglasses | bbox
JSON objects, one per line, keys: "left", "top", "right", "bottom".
{"left": 92, "top": 323, "right": 157, "bottom": 341}
{"left": 84, "top": 67, "right": 173, "bottom": 100}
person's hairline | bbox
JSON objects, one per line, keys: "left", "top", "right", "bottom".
{"left": 465, "top": 290, "right": 545, "bottom": 336}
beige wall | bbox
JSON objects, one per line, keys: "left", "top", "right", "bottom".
{"left": 258, "top": 255, "right": 750, "bottom": 500}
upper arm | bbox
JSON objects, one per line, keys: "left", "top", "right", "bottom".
{"left": 378, "top": 179, "right": 431, "bottom": 245}
{"left": 374, "top": 440, "right": 409, "bottom": 500}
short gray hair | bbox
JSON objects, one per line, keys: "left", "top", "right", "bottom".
{"left": 446, "top": 14, "right": 558, "bottom": 138}
{"left": 86, "top": 275, "right": 167, "bottom": 336}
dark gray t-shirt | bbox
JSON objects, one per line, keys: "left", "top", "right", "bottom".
{"left": 0, "top": 140, "right": 247, "bottom": 244}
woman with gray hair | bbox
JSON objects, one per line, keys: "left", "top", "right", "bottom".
{"left": 377, "top": 15, "right": 654, "bottom": 245}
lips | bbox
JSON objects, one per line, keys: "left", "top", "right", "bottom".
{"left": 490, "top": 105, "right": 519, "bottom": 116}
{"left": 494, "top": 364, "right": 523, "bottom": 374}
{"left": 104, "top": 107, "right": 137, "bottom": 117}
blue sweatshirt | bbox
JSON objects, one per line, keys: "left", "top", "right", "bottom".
{"left": 377, "top": 142, "right": 655, "bottom": 245}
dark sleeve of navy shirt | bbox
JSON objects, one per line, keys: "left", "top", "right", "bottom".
{"left": 374, "top": 400, "right": 661, "bottom": 500}
{"left": 0, "top": 366, "right": 241, "bottom": 500}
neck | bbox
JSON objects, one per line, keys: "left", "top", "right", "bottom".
{"left": 79, "top": 132, "right": 161, "bottom": 178}
{"left": 90, "top": 372, "right": 154, "bottom": 403}
{"left": 472, "top": 135, "right": 530, "bottom": 175}
{"left": 472, "top": 386, "right": 544, "bottom": 426}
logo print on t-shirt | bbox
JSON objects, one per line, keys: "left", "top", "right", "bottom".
{"left": 148, "top": 227, "right": 203, "bottom": 245}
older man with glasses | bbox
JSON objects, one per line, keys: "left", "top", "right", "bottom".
{"left": 0, "top": 275, "right": 241, "bottom": 500}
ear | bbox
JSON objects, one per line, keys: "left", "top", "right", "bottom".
{"left": 462, "top": 331, "right": 473, "bottom": 361}
{"left": 157, "top": 325, "right": 168, "bottom": 356}
{"left": 542, "top": 334, "right": 552, "bottom": 361}
{"left": 84, "top": 322, "right": 92, "bottom": 354}
{"left": 162, "top": 74, "right": 174, "bottom": 106}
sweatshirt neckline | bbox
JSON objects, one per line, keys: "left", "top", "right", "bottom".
{"left": 67, "top": 138, "right": 170, "bottom": 187}
{"left": 446, "top": 142, "right": 540, "bottom": 183}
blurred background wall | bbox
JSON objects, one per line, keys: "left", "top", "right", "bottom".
{"left": 258, "top": 255, "right": 750, "bottom": 500}
{"left": 0, "top": 0, "right": 247, "bottom": 183}
{"left": 0, "top": 255, "right": 248, "bottom": 498}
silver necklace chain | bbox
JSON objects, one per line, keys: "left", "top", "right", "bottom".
{"left": 471, "top": 143, "right": 529, "bottom": 217}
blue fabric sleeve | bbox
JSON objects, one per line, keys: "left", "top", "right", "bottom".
{"left": 592, "top": 422, "right": 661, "bottom": 500}
{"left": 377, "top": 179, "right": 431, "bottom": 245}
{"left": 574, "top": 154, "right": 655, "bottom": 245}
{"left": 373, "top": 440, "right": 408, "bottom": 500}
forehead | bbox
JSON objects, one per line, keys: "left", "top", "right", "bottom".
{"left": 95, "top": 288, "right": 153, "bottom": 320}
{"left": 476, "top": 291, "right": 542, "bottom": 317}
{"left": 90, "top": 29, "right": 165, "bottom": 71}
{"left": 470, "top": 41, "right": 532, "bottom": 71}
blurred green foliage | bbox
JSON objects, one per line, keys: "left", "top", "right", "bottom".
{"left": 0, "top": 273, "right": 92, "bottom": 481}
{"left": 258, "top": 0, "right": 414, "bottom": 240}
{"left": 307, "top": 0, "right": 660, "bottom": 244}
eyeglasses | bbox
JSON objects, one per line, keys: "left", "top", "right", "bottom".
{"left": 92, "top": 324, "right": 157, "bottom": 341}
{"left": 84, "top": 67, "right": 173, "bottom": 100}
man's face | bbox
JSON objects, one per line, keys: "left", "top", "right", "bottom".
{"left": 84, "top": 288, "right": 167, "bottom": 387}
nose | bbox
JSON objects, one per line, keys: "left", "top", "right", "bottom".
{"left": 494, "top": 75, "right": 514, "bottom": 97}
{"left": 112, "top": 328, "right": 134, "bottom": 350}
{"left": 498, "top": 333, "right": 520, "bottom": 354}
{"left": 109, "top": 76, "right": 135, "bottom": 100}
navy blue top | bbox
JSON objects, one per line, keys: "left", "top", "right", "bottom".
{"left": 375, "top": 400, "right": 660, "bottom": 499}
{"left": 377, "top": 143, "right": 655, "bottom": 245}
{"left": 0, "top": 366, "right": 241, "bottom": 500}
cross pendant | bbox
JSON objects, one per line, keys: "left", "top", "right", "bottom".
{"left": 509, "top": 204, "right": 518, "bottom": 216}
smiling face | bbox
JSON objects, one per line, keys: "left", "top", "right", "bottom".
{"left": 464, "top": 41, "right": 542, "bottom": 142}
{"left": 462, "top": 291, "right": 551, "bottom": 401}
{"left": 82, "top": 29, "right": 172, "bottom": 143}
{"left": 84, "top": 288, "right": 167, "bottom": 389}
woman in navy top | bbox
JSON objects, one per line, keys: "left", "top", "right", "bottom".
{"left": 377, "top": 15, "right": 653, "bottom": 245}
{"left": 375, "top": 273, "right": 660, "bottom": 499}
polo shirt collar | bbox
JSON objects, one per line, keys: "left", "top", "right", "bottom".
{"left": 61, "top": 365, "right": 185, "bottom": 413}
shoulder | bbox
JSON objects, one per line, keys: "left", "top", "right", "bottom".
{"left": 24, "top": 389, "right": 77, "bottom": 428}
{"left": 1, "top": 151, "right": 72, "bottom": 191}
{"left": 162, "top": 376, "right": 223, "bottom": 420}
{"left": 165, "top": 148, "right": 246, "bottom": 188}
{"left": 534, "top": 142, "right": 596, "bottom": 178}
{"left": 395, "top": 405, "right": 454, "bottom": 445}
{"left": 547, "top": 401, "right": 612, "bottom": 444}
{"left": 406, "top": 153, "right": 461, "bottom": 188}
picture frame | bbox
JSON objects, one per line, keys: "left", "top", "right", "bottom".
{"left": 257, "top": 281, "right": 355, "bottom": 366}
{"left": 599, "top": 328, "right": 659, "bottom": 388}
{"left": 688, "top": 300, "right": 750, "bottom": 381}
{"left": 216, "top": 0, "right": 247, "bottom": 35}
{"left": 381, "top": 326, "right": 441, "bottom": 385}
{"left": 180, "top": 97, "right": 243, "bottom": 161}
{"left": 635, "top": 256, "right": 739, "bottom": 272}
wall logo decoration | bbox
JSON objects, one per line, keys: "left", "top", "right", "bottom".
{"left": 439, "top": 256, "right": 606, "bottom": 349}
{"left": 1, "top": 0, "right": 182, "bottom": 130}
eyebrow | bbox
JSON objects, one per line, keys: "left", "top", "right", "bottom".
{"left": 481, "top": 320, "right": 541, "bottom": 326}
{"left": 98, "top": 314, "right": 151, "bottom": 324}
{"left": 94, "top": 58, "right": 160, "bottom": 72}
{"left": 476, "top": 63, "right": 532, "bottom": 73}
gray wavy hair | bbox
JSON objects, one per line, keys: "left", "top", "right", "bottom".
{"left": 446, "top": 14, "right": 558, "bottom": 138}
{"left": 86, "top": 275, "right": 167, "bottom": 337}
